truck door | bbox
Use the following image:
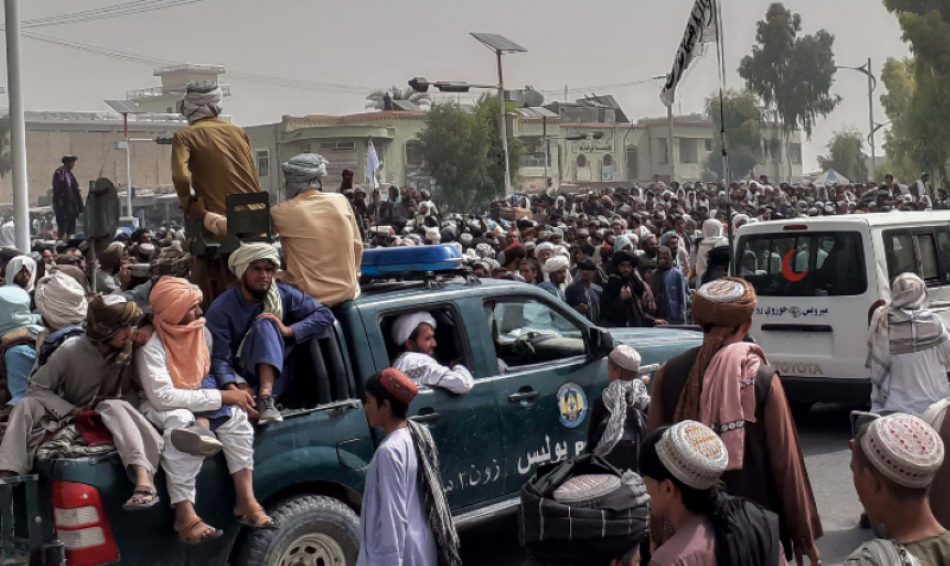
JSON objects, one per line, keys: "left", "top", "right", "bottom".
{"left": 365, "top": 302, "right": 508, "bottom": 512}
{"left": 479, "top": 294, "right": 608, "bottom": 495}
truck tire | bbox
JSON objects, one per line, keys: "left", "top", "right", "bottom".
{"left": 234, "top": 495, "right": 360, "bottom": 566}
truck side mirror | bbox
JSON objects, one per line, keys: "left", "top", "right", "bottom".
{"left": 588, "top": 326, "right": 615, "bottom": 359}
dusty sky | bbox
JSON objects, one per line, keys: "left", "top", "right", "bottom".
{"left": 1, "top": 0, "right": 910, "bottom": 171}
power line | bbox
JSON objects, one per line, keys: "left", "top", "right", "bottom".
{"left": 12, "top": 1, "right": 206, "bottom": 29}
{"left": 22, "top": 31, "right": 377, "bottom": 95}
{"left": 538, "top": 76, "right": 665, "bottom": 96}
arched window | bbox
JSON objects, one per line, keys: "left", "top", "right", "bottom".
{"left": 576, "top": 154, "right": 588, "bottom": 168}
{"left": 603, "top": 154, "right": 614, "bottom": 167}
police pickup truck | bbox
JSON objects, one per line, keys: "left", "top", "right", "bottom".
{"left": 1, "top": 245, "right": 700, "bottom": 566}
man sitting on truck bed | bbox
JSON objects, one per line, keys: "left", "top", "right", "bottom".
{"left": 0, "top": 295, "right": 164, "bottom": 511}
{"left": 137, "top": 277, "right": 274, "bottom": 545}
{"left": 205, "top": 242, "right": 336, "bottom": 424}
{"left": 391, "top": 312, "right": 474, "bottom": 395}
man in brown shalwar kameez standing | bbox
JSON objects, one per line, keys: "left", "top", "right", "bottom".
{"left": 647, "top": 277, "right": 823, "bottom": 565}
{"left": 0, "top": 295, "right": 163, "bottom": 510}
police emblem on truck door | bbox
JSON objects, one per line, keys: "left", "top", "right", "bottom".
{"left": 557, "top": 383, "right": 588, "bottom": 428}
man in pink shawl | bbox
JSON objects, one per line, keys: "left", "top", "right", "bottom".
{"left": 648, "top": 277, "right": 823, "bottom": 565}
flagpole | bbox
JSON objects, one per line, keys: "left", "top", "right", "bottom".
{"left": 713, "top": 0, "right": 733, "bottom": 251}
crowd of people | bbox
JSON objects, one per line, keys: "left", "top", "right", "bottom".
{"left": 0, "top": 77, "right": 949, "bottom": 565}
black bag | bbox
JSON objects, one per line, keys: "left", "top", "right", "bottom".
{"left": 519, "top": 454, "right": 649, "bottom": 565}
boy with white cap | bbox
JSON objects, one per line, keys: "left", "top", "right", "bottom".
{"left": 639, "top": 420, "right": 785, "bottom": 565}
{"left": 587, "top": 344, "right": 650, "bottom": 472}
{"left": 846, "top": 413, "right": 950, "bottom": 565}
{"left": 391, "top": 311, "right": 474, "bottom": 395}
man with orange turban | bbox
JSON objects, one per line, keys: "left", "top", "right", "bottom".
{"left": 646, "top": 277, "right": 823, "bottom": 565}
{"left": 136, "top": 276, "right": 273, "bottom": 545}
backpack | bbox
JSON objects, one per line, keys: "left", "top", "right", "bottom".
{"left": 37, "top": 326, "right": 84, "bottom": 368}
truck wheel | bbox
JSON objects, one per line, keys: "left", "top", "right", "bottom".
{"left": 235, "top": 494, "right": 360, "bottom": 566}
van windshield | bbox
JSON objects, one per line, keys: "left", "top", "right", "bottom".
{"left": 735, "top": 231, "right": 867, "bottom": 296}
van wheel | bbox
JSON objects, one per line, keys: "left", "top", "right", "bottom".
{"left": 234, "top": 495, "right": 360, "bottom": 566}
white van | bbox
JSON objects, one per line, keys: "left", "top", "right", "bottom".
{"left": 733, "top": 211, "right": 950, "bottom": 408}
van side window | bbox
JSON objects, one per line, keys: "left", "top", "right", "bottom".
{"left": 484, "top": 298, "right": 586, "bottom": 368}
{"left": 884, "top": 228, "right": 950, "bottom": 286}
{"left": 736, "top": 231, "right": 866, "bottom": 297}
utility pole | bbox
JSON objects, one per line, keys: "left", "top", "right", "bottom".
{"left": 496, "top": 51, "right": 511, "bottom": 195}
{"left": 867, "top": 57, "right": 876, "bottom": 183}
{"left": 5, "top": 0, "right": 29, "bottom": 252}
{"left": 666, "top": 104, "right": 677, "bottom": 181}
{"left": 542, "top": 115, "right": 549, "bottom": 191}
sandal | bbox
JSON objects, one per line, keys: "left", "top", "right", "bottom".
{"left": 176, "top": 516, "right": 223, "bottom": 545}
{"left": 122, "top": 486, "right": 159, "bottom": 511}
{"left": 235, "top": 503, "right": 278, "bottom": 529}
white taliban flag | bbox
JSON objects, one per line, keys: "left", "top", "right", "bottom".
{"left": 365, "top": 139, "right": 381, "bottom": 189}
{"left": 660, "top": 0, "right": 719, "bottom": 107}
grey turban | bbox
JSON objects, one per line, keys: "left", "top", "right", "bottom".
{"left": 179, "top": 81, "right": 223, "bottom": 124}
{"left": 281, "top": 153, "right": 329, "bottom": 197}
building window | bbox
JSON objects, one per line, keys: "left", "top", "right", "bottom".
{"left": 704, "top": 139, "right": 714, "bottom": 152}
{"left": 680, "top": 138, "right": 699, "bottom": 164}
{"left": 255, "top": 149, "right": 270, "bottom": 177}
{"left": 319, "top": 141, "right": 356, "bottom": 151}
{"left": 602, "top": 154, "right": 614, "bottom": 167}
{"left": 406, "top": 140, "right": 424, "bottom": 166}
{"left": 790, "top": 143, "right": 803, "bottom": 165}
{"left": 576, "top": 154, "right": 588, "bottom": 168}
{"left": 300, "top": 143, "right": 312, "bottom": 154}
{"left": 626, "top": 146, "right": 638, "bottom": 181}
{"left": 521, "top": 152, "right": 546, "bottom": 168}
{"left": 657, "top": 138, "right": 669, "bottom": 165}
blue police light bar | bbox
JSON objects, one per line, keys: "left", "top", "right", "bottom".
{"left": 361, "top": 245, "right": 463, "bottom": 278}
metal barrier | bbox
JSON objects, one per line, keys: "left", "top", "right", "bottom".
{"left": 0, "top": 474, "right": 41, "bottom": 566}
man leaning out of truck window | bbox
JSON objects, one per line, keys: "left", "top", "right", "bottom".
{"left": 205, "top": 242, "right": 336, "bottom": 425}
{"left": 391, "top": 312, "right": 474, "bottom": 395}
{"left": 136, "top": 276, "right": 275, "bottom": 545}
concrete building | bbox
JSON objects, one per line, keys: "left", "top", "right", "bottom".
{"left": 245, "top": 111, "right": 430, "bottom": 202}
{"left": 127, "top": 64, "right": 230, "bottom": 114}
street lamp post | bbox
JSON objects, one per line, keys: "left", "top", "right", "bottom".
{"left": 837, "top": 58, "right": 879, "bottom": 182}
{"left": 5, "top": 0, "right": 29, "bottom": 252}
{"left": 470, "top": 33, "right": 527, "bottom": 196}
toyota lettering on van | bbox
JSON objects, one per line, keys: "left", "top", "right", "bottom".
{"left": 774, "top": 361, "right": 825, "bottom": 377}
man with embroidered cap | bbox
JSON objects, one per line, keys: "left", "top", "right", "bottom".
{"left": 136, "top": 276, "right": 273, "bottom": 544}
{"left": 640, "top": 420, "right": 785, "bottom": 566}
{"left": 390, "top": 311, "right": 474, "bottom": 395}
{"left": 173, "top": 80, "right": 263, "bottom": 303}
{"left": 198, "top": 153, "right": 364, "bottom": 308}
{"left": 846, "top": 413, "right": 950, "bottom": 565}
{"left": 647, "top": 277, "right": 822, "bottom": 564}
{"left": 359, "top": 367, "right": 460, "bottom": 566}
{"left": 0, "top": 295, "right": 164, "bottom": 511}
{"left": 205, "top": 242, "right": 336, "bottom": 424}
{"left": 586, "top": 344, "right": 649, "bottom": 472}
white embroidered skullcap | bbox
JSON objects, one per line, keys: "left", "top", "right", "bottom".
{"left": 553, "top": 474, "right": 622, "bottom": 508}
{"left": 609, "top": 344, "right": 641, "bottom": 373}
{"left": 860, "top": 413, "right": 944, "bottom": 489}
{"left": 391, "top": 311, "right": 437, "bottom": 346}
{"left": 541, "top": 255, "right": 569, "bottom": 274}
{"left": 657, "top": 420, "right": 729, "bottom": 489}
{"left": 425, "top": 228, "right": 441, "bottom": 243}
{"left": 924, "top": 398, "right": 950, "bottom": 435}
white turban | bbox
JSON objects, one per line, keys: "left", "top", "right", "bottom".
{"left": 5, "top": 255, "right": 36, "bottom": 293}
{"left": 179, "top": 81, "right": 223, "bottom": 125}
{"left": 391, "top": 311, "right": 437, "bottom": 346}
{"left": 425, "top": 228, "right": 441, "bottom": 244}
{"left": 228, "top": 242, "right": 283, "bottom": 320}
{"left": 541, "top": 255, "right": 569, "bottom": 274}
{"left": 282, "top": 153, "right": 329, "bottom": 196}
{"left": 535, "top": 242, "right": 556, "bottom": 255}
{"left": 35, "top": 270, "right": 88, "bottom": 331}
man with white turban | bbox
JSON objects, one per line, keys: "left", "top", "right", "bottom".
{"left": 34, "top": 270, "right": 88, "bottom": 331}
{"left": 174, "top": 80, "right": 264, "bottom": 305}
{"left": 205, "top": 243, "right": 336, "bottom": 424}
{"left": 390, "top": 311, "right": 474, "bottom": 394}
{"left": 538, "top": 256, "right": 570, "bottom": 301}
{"left": 4, "top": 255, "right": 36, "bottom": 293}
{"left": 197, "top": 153, "right": 363, "bottom": 308}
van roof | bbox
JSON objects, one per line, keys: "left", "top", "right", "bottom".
{"left": 737, "top": 210, "right": 950, "bottom": 234}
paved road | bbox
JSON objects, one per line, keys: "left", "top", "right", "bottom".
{"left": 460, "top": 403, "right": 871, "bottom": 565}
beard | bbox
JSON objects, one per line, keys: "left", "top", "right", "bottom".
{"left": 244, "top": 284, "right": 269, "bottom": 301}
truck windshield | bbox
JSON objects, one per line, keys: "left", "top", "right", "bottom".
{"left": 735, "top": 231, "right": 866, "bottom": 297}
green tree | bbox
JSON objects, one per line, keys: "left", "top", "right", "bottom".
{"left": 881, "top": 1, "right": 950, "bottom": 178}
{"left": 416, "top": 102, "right": 489, "bottom": 210}
{"left": 705, "top": 90, "right": 764, "bottom": 179}
{"left": 739, "top": 2, "right": 841, "bottom": 178}
{"left": 879, "top": 57, "right": 920, "bottom": 182}
{"left": 473, "top": 94, "right": 524, "bottom": 201}
{"left": 818, "top": 131, "right": 868, "bottom": 181}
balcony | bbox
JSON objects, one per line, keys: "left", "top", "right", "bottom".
{"left": 126, "top": 83, "right": 231, "bottom": 100}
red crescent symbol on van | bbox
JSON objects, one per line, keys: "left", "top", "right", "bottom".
{"left": 782, "top": 248, "right": 808, "bottom": 282}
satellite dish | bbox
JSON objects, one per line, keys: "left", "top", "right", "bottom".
{"left": 523, "top": 88, "right": 544, "bottom": 108}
